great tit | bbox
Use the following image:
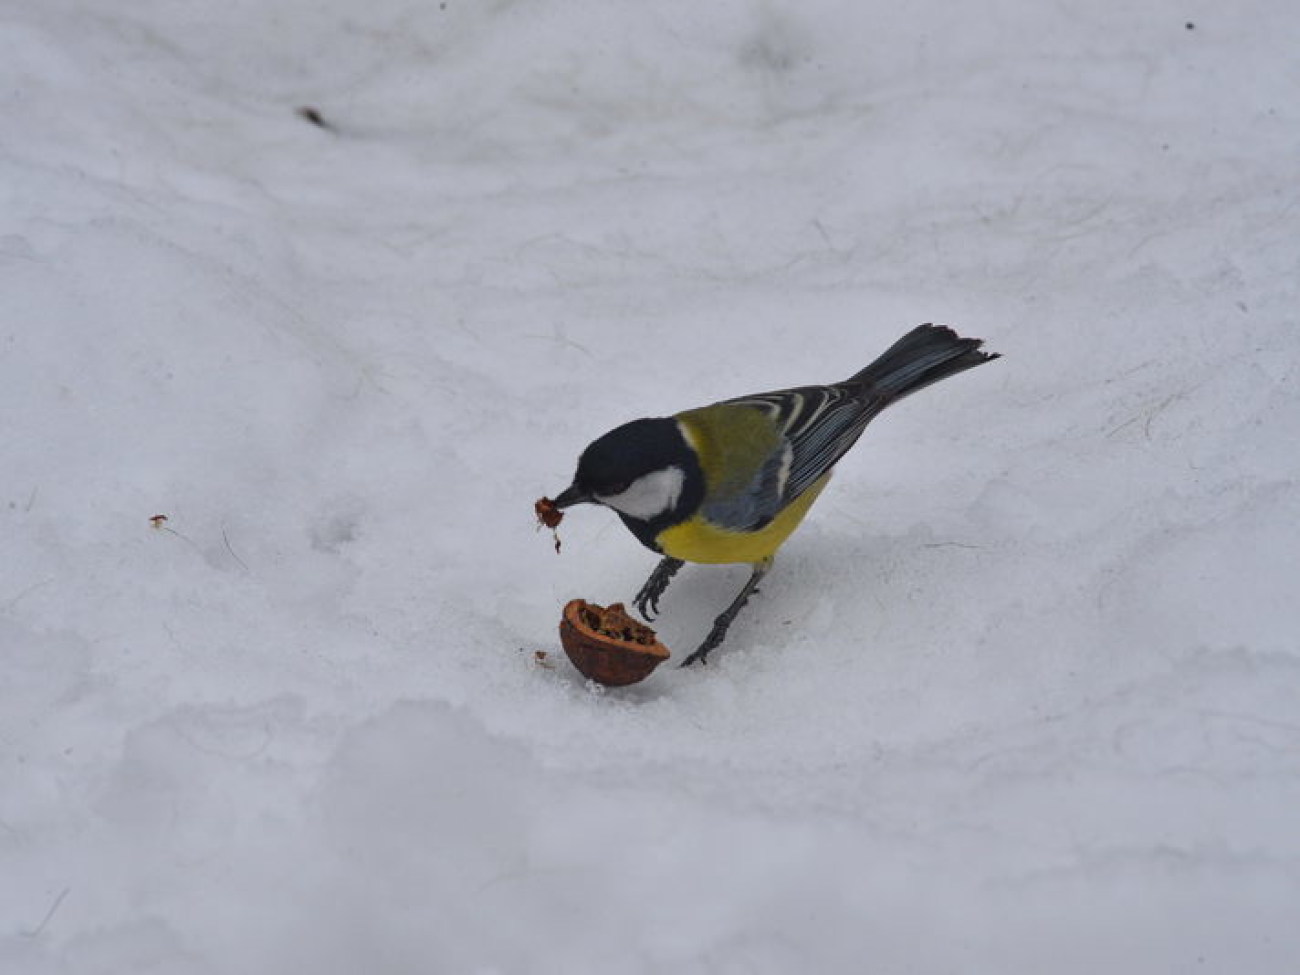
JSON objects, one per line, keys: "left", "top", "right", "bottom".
{"left": 552, "top": 323, "right": 999, "bottom": 666}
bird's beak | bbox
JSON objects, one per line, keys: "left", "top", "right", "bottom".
{"left": 553, "top": 484, "right": 592, "bottom": 510}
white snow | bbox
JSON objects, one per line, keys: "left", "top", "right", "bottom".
{"left": 3, "top": 1, "right": 1299, "bottom": 972}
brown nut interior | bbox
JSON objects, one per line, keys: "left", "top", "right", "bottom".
{"left": 573, "top": 602, "right": 661, "bottom": 648}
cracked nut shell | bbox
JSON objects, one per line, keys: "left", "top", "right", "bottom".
{"left": 558, "top": 599, "right": 670, "bottom": 686}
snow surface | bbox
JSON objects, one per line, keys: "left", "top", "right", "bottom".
{"left": 3, "top": 1, "right": 1300, "bottom": 972}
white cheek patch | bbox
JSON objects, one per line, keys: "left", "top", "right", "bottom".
{"left": 598, "top": 466, "right": 685, "bottom": 520}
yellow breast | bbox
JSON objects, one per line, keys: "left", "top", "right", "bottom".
{"left": 656, "top": 472, "right": 831, "bottom": 564}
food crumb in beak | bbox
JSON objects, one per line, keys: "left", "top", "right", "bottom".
{"left": 535, "top": 497, "right": 564, "bottom": 552}
{"left": 535, "top": 497, "right": 564, "bottom": 528}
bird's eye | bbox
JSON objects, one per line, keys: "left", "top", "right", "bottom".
{"left": 603, "top": 480, "right": 631, "bottom": 496}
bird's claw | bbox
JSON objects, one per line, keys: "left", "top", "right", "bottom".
{"left": 632, "top": 557, "right": 684, "bottom": 622}
{"left": 680, "top": 618, "right": 729, "bottom": 667}
{"left": 633, "top": 583, "right": 665, "bottom": 621}
{"left": 634, "top": 592, "right": 660, "bottom": 621}
{"left": 678, "top": 563, "right": 768, "bottom": 668}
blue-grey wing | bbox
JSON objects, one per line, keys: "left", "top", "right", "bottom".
{"left": 720, "top": 385, "right": 882, "bottom": 503}
{"left": 697, "top": 435, "right": 792, "bottom": 531}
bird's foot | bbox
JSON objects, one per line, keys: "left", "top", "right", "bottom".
{"left": 679, "top": 646, "right": 712, "bottom": 667}
{"left": 679, "top": 612, "right": 737, "bottom": 667}
{"left": 633, "top": 557, "right": 684, "bottom": 621}
{"left": 679, "top": 564, "right": 768, "bottom": 668}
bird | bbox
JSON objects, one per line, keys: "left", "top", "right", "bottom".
{"left": 550, "top": 323, "right": 999, "bottom": 666}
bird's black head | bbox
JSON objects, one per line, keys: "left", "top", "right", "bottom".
{"left": 553, "top": 418, "right": 703, "bottom": 533}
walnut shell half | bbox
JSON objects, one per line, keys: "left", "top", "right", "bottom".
{"left": 559, "top": 599, "right": 670, "bottom": 686}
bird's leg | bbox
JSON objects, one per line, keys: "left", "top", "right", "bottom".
{"left": 680, "top": 560, "right": 771, "bottom": 667}
{"left": 633, "top": 556, "right": 684, "bottom": 621}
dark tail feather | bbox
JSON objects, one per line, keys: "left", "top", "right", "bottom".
{"left": 843, "top": 323, "right": 999, "bottom": 404}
